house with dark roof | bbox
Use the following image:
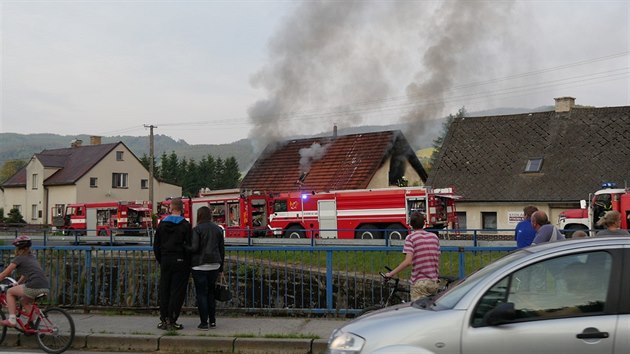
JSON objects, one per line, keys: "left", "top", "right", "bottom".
{"left": 427, "top": 97, "right": 630, "bottom": 231}
{"left": 240, "top": 130, "right": 428, "bottom": 193}
{"left": 1, "top": 137, "right": 181, "bottom": 224}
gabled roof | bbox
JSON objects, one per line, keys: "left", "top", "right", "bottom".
{"left": 427, "top": 106, "right": 630, "bottom": 202}
{"left": 240, "top": 130, "right": 427, "bottom": 192}
{"left": 2, "top": 142, "right": 120, "bottom": 187}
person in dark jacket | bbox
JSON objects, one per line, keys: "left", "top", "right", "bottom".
{"left": 153, "top": 197, "right": 192, "bottom": 331}
{"left": 185, "top": 206, "right": 225, "bottom": 330}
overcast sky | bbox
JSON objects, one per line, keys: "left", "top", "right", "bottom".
{"left": 1, "top": 0, "right": 628, "bottom": 149}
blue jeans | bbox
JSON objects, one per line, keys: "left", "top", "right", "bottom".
{"left": 191, "top": 269, "right": 220, "bottom": 325}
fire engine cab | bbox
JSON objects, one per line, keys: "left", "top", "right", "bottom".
{"left": 157, "top": 189, "right": 272, "bottom": 238}
{"left": 52, "top": 201, "right": 153, "bottom": 236}
{"left": 268, "top": 187, "right": 458, "bottom": 239}
{"left": 558, "top": 182, "right": 630, "bottom": 236}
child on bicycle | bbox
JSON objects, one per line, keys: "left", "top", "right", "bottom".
{"left": 0, "top": 235, "right": 50, "bottom": 327}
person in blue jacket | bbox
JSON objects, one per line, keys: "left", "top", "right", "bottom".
{"left": 153, "top": 197, "right": 192, "bottom": 331}
{"left": 515, "top": 205, "right": 538, "bottom": 248}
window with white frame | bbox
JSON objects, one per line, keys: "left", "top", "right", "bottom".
{"left": 116, "top": 151, "right": 124, "bottom": 161}
{"left": 90, "top": 177, "right": 98, "bottom": 188}
{"left": 112, "top": 173, "right": 128, "bottom": 188}
{"left": 141, "top": 179, "right": 149, "bottom": 189}
{"left": 32, "top": 174, "right": 38, "bottom": 189}
{"left": 31, "top": 204, "right": 38, "bottom": 220}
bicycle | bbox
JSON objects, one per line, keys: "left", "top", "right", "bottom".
{"left": 0, "top": 277, "right": 75, "bottom": 354}
{"left": 360, "top": 267, "right": 457, "bottom": 316}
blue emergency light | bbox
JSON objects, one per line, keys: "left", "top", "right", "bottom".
{"left": 301, "top": 194, "right": 308, "bottom": 200}
{"left": 601, "top": 182, "right": 617, "bottom": 189}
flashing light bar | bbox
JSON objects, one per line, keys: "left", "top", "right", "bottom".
{"left": 602, "top": 182, "right": 617, "bottom": 189}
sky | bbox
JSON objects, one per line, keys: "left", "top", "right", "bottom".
{"left": 1, "top": 0, "right": 628, "bottom": 150}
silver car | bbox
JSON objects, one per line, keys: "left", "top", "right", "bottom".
{"left": 328, "top": 237, "right": 629, "bottom": 354}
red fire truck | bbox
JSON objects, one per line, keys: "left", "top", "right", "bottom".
{"left": 558, "top": 182, "right": 630, "bottom": 236}
{"left": 157, "top": 189, "right": 272, "bottom": 238}
{"left": 268, "top": 187, "right": 458, "bottom": 239}
{"left": 51, "top": 201, "right": 153, "bottom": 236}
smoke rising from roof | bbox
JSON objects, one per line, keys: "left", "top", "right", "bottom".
{"left": 299, "top": 142, "right": 330, "bottom": 173}
{"left": 248, "top": 0, "right": 514, "bottom": 151}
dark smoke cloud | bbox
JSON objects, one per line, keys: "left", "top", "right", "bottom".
{"left": 248, "top": 0, "right": 514, "bottom": 151}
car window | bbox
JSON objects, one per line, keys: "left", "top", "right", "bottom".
{"left": 472, "top": 251, "right": 612, "bottom": 327}
{"left": 431, "top": 250, "right": 531, "bottom": 310}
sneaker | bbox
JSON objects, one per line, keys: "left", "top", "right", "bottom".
{"left": 0, "top": 319, "right": 15, "bottom": 328}
{"left": 169, "top": 322, "right": 184, "bottom": 330}
{"left": 157, "top": 321, "right": 168, "bottom": 330}
{"left": 197, "top": 323, "right": 209, "bottom": 331}
{"left": 209, "top": 323, "right": 216, "bottom": 329}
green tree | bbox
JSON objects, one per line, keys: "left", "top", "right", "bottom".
{"left": 139, "top": 153, "right": 159, "bottom": 177}
{"left": 6, "top": 207, "right": 26, "bottom": 224}
{"left": 221, "top": 157, "right": 241, "bottom": 188}
{"left": 0, "top": 159, "right": 28, "bottom": 183}
{"left": 160, "top": 151, "right": 180, "bottom": 184}
{"left": 0, "top": 208, "right": 5, "bottom": 223}
{"left": 198, "top": 155, "right": 217, "bottom": 190}
{"left": 429, "top": 107, "right": 466, "bottom": 171}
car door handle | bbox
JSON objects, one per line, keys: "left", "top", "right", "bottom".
{"left": 576, "top": 327, "right": 609, "bottom": 339}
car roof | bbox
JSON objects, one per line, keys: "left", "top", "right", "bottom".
{"left": 523, "top": 236, "right": 630, "bottom": 255}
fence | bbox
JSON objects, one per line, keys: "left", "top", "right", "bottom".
{"left": 0, "top": 243, "right": 514, "bottom": 316}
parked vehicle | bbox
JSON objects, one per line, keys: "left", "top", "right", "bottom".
{"left": 328, "top": 237, "right": 626, "bottom": 354}
{"left": 51, "top": 201, "right": 152, "bottom": 236}
{"left": 269, "top": 187, "right": 458, "bottom": 239}
{"left": 558, "top": 182, "right": 630, "bottom": 236}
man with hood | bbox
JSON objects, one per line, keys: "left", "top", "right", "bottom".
{"left": 153, "top": 197, "right": 191, "bottom": 330}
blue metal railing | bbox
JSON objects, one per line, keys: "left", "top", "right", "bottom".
{"left": 0, "top": 243, "right": 515, "bottom": 316}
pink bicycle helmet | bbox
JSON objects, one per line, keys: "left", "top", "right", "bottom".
{"left": 12, "top": 235, "right": 32, "bottom": 248}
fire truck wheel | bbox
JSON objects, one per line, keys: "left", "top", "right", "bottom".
{"left": 385, "top": 224, "right": 408, "bottom": 240}
{"left": 355, "top": 224, "right": 382, "bottom": 239}
{"left": 284, "top": 226, "right": 305, "bottom": 239}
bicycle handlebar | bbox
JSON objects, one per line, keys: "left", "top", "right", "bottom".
{"left": 0, "top": 277, "right": 18, "bottom": 292}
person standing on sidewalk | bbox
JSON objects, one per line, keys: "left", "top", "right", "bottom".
{"left": 185, "top": 206, "right": 225, "bottom": 330}
{"left": 153, "top": 197, "right": 192, "bottom": 330}
{"left": 515, "top": 205, "right": 538, "bottom": 248}
{"left": 385, "top": 211, "right": 440, "bottom": 301}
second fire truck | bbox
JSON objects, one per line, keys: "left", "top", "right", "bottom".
{"left": 52, "top": 200, "right": 153, "bottom": 236}
{"left": 558, "top": 182, "right": 630, "bottom": 236}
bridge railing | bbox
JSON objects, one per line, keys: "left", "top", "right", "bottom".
{"left": 0, "top": 243, "right": 514, "bottom": 316}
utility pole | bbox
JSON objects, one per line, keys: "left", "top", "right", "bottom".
{"left": 144, "top": 124, "right": 157, "bottom": 214}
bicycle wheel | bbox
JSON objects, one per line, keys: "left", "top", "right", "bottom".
{"left": 0, "top": 309, "right": 7, "bottom": 345}
{"left": 35, "top": 307, "right": 75, "bottom": 354}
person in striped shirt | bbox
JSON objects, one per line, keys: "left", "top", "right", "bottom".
{"left": 385, "top": 211, "right": 441, "bottom": 301}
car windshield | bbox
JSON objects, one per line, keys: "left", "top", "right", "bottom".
{"left": 418, "top": 250, "right": 531, "bottom": 310}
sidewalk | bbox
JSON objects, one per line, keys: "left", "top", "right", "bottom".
{"left": 0, "top": 312, "right": 349, "bottom": 354}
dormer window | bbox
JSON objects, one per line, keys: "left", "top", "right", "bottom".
{"left": 525, "top": 158, "right": 543, "bottom": 173}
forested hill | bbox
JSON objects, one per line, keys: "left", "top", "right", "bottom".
{"left": 0, "top": 133, "right": 257, "bottom": 173}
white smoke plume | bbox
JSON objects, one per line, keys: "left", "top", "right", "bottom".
{"left": 299, "top": 142, "right": 330, "bottom": 173}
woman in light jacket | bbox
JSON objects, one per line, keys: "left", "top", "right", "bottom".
{"left": 185, "top": 206, "right": 225, "bottom": 330}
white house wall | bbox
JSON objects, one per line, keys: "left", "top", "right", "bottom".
{"left": 2, "top": 187, "right": 26, "bottom": 218}
{"left": 25, "top": 158, "right": 46, "bottom": 223}
{"left": 456, "top": 202, "right": 565, "bottom": 232}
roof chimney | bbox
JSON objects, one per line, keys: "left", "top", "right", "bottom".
{"left": 333, "top": 124, "right": 337, "bottom": 139}
{"left": 90, "top": 136, "right": 102, "bottom": 145}
{"left": 554, "top": 96, "right": 575, "bottom": 113}
{"left": 70, "top": 139, "right": 83, "bottom": 148}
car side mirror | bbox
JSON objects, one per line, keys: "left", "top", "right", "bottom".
{"left": 580, "top": 200, "right": 587, "bottom": 209}
{"left": 483, "top": 302, "right": 516, "bottom": 326}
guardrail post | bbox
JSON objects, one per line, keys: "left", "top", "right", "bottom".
{"left": 458, "top": 247, "right": 466, "bottom": 279}
{"left": 85, "top": 250, "right": 92, "bottom": 306}
{"left": 473, "top": 230, "right": 478, "bottom": 247}
{"left": 326, "top": 250, "right": 333, "bottom": 314}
